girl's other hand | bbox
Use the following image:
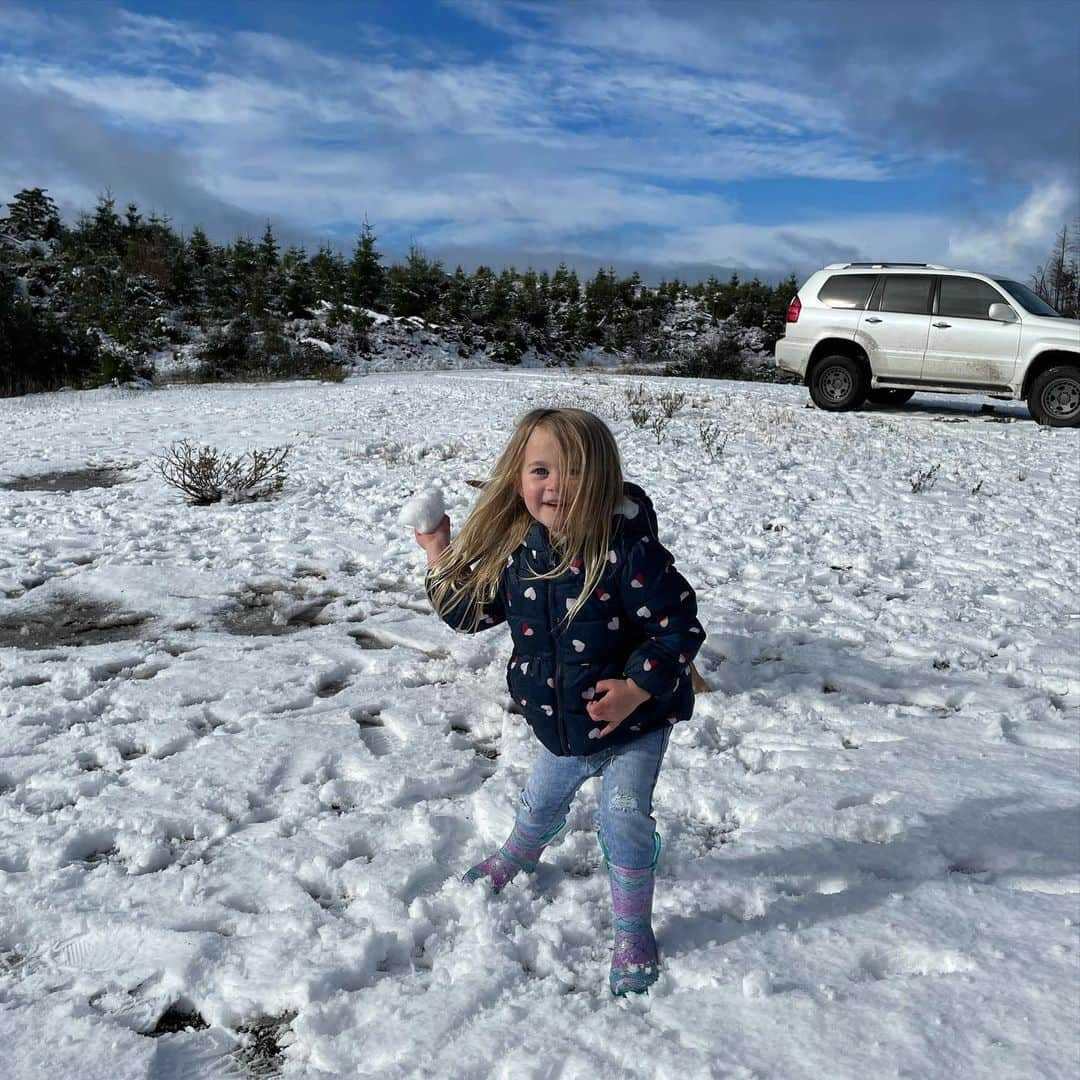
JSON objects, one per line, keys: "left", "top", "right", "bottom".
{"left": 415, "top": 514, "right": 451, "bottom": 565}
{"left": 586, "top": 678, "right": 651, "bottom": 738}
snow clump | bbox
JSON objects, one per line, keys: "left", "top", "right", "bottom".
{"left": 398, "top": 488, "right": 447, "bottom": 533}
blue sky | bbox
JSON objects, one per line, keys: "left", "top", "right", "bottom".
{"left": 2, "top": 0, "right": 1077, "bottom": 281}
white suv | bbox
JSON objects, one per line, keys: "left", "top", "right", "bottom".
{"left": 774, "top": 263, "right": 1080, "bottom": 427}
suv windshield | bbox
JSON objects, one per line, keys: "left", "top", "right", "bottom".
{"left": 994, "top": 279, "right": 1061, "bottom": 317}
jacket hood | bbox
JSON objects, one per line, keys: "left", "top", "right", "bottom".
{"left": 618, "top": 481, "right": 659, "bottom": 539}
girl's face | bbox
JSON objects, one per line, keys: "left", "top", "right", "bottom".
{"left": 520, "top": 425, "right": 570, "bottom": 529}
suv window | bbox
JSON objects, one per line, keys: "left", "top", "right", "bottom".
{"left": 995, "top": 278, "right": 1060, "bottom": 317}
{"left": 938, "top": 277, "right": 1006, "bottom": 320}
{"left": 879, "top": 275, "right": 934, "bottom": 315}
{"left": 816, "top": 274, "right": 877, "bottom": 310}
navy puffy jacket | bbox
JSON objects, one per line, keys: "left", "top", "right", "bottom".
{"left": 427, "top": 483, "right": 705, "bottom": 756}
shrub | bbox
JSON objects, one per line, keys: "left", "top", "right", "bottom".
{"left": 698, "top": 419, "right": 729, "bottom": 462}
{"left": 649, "top": 413, "right": 670, "bottom": 445}
{"left": 656, "top": 389, "right": 686, "bottom": 418}
{"left": 909, "top": 463, "right": 941, "bottom": 493}
{"left": 157, "top": 441, "right": 291, "bottom": 505}
{"left": 666, "top": 320, "right": 747, "bottom": 380}
{"left": 193, "top": 316, "right": 347, "bottom": 383}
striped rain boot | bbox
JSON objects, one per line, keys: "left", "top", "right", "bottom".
{"left": 462, "top": 819, "right": 566, "bottom": 893}
{"left": 605, "top": 833, "right": 661, "bottom": 996}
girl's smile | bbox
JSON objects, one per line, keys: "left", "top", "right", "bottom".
{"left": 520, "top": 426, "right": 569, "bottom": 528}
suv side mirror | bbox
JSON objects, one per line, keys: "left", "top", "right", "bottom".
{"left": 989, "top": 303, "right": 1018, "bottom": 323}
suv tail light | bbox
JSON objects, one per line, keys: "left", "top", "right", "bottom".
{"left": 786, "top": 296, "right": 801, "bottom": 323}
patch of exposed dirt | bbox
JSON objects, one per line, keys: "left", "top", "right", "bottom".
{"left": 0, "top": 467, "right": 132, "bottom": 492}
{"left": 0, "top": 596, "right": 150, "bottom": 648}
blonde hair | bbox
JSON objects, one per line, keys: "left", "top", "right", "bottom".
{"left": 429, "top": 408, "right": 624, "bottom": 629}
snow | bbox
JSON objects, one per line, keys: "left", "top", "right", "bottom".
{"left": 0, "top": 371, "right": 1078, "bottom": 1079}
{"left": 397, "top": 489, "right": 447, "bottom": 535}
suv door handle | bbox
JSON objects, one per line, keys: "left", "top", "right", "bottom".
{"left": 864, "top": 316, "right": 882, "bottom": 323}
{"left": 933, "top": 321, "right": 951, "bottom": 328}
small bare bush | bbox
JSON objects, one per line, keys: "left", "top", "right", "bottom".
{"left": 157, "top": 441, "right": 291, "bottom": 505}
{"left": 649, "top": 413, "right": 671, "bottom": 445}
{"left": 657, "top": 390, "right": 687, "bottom": 418}
{"left": 698, "top": 419, "right": 729, "bottom": 462}
{"left": 909, "top": 463, "right": 941, "bottom": 493}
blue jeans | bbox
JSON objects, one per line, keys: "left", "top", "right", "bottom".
{"left": 516, "top": 727, "right": 671, "bottom": 869}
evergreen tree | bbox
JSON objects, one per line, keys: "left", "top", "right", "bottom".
{"left": 583, "top": 267, "right": 621, "bottom": 344}
{"left": 166, "top": 238, "right": 198, "bottom": 309}
{"left": 230, "top": 237, "right": 259, "bottom": 293}
{"left": 441, "top": 265, "right": 471, "bottom": 324}
{"left": 282, "top": 246, "right": 316, "bottom": 318}
{"left": 515, "top": 269, "right": 549, "bottom": 332}
{"left": 347, "top": 221, "right": 386, "bottom": 310}
{"left": 257, "top": 222, "right": 279, "bottom": 272}
{"left": 188, "top": 227, "right": 213, "bottom": 271}
{"left": 3, "top": 188, "right": 62, "bottom": 241}
{"left": 309, "top": 244, "right": 348, "bottom": 307}
{"left": 388, "top": 244, "right": 445, "bottom": 319}
{"left": 0, "top": 263, "right": 98, "bottom": 395}
{"left": 254, "top": 222, "right": 283, "bottom": 314}
{"left": 90, "top": 192, "right": 124, "bottom": 259}
{"left": 550, "top": 263, "right": 581, "bottom": 305}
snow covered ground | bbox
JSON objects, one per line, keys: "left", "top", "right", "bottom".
{"left": 0, "top": 370, "right": 1077, "bottom": 1079}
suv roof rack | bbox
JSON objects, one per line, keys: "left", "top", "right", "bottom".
{"left": 823, "top": 262, "right": 951, "bottom": 270}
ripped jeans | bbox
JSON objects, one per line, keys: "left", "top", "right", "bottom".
{"left": 516, "top": 727, "right": 671, "bottom": 869}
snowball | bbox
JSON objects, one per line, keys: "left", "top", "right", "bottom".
{"left": 741, "top": 969, "right": 774, "bottom": 999}
{"left": 398, "top": 488, "right": 446, "bottom": 533}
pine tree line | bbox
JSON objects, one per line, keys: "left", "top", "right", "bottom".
{"left": 1, "top": 186, "right": 805, "bottom": 396}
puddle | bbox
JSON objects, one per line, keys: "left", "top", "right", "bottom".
{"left": 0, "top": 598, "right": 150, "bottom": 648}
{"left": 0, "top": 467, "right": 131, "bottom": 492}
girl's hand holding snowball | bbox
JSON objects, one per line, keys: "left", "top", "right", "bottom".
{"left": 414, "top": 514, "right": 451, "bottom": 565}
{"left": 399, "top": 489, "right": 451, "bottom": 565}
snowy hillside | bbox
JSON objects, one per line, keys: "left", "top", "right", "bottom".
{"left": 0, "top": 371, "right": 1077, "bottom": 1079}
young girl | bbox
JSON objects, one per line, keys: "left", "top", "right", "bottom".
{"left": 414, "top": 407, "right": 704, "bottom": 995}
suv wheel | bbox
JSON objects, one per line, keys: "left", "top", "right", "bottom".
{"left": 867, "top": 388, "right": 915, "bottom": 406}
{"left": 808, "top": 355, "right": 868, "bottom": 411}
{"left": 1028, "top": 366, "right": 1080, "bottom": 427}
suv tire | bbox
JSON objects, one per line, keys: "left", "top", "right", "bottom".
{"left": 867, "top": 388, "right": 915, "bottom": 406}
{"left": 809, "top": 354, "right": 868, "bottom": 411}
{"left": 1027, "top": 365, "right": 1080, "bottom": 427}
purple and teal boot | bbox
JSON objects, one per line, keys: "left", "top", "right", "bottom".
{"left": 463, "top": 819, "right": 566, "bottom": 893}
{"left": 604, "top": 833, "right": 662, "bottom": 996}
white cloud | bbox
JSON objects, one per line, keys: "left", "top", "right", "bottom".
{"left": 114, "top": 11, "right": 218, "bottom": 55}
{"left": 611, "top": 201, "right": 1071, "bottom": 279}
{"left": 947, "top": 180, "right": 1077, "bottom": 274}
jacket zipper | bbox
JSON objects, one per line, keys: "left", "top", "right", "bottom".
{"left": 545, "top": 569, "right": 569, "bottom": 754}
